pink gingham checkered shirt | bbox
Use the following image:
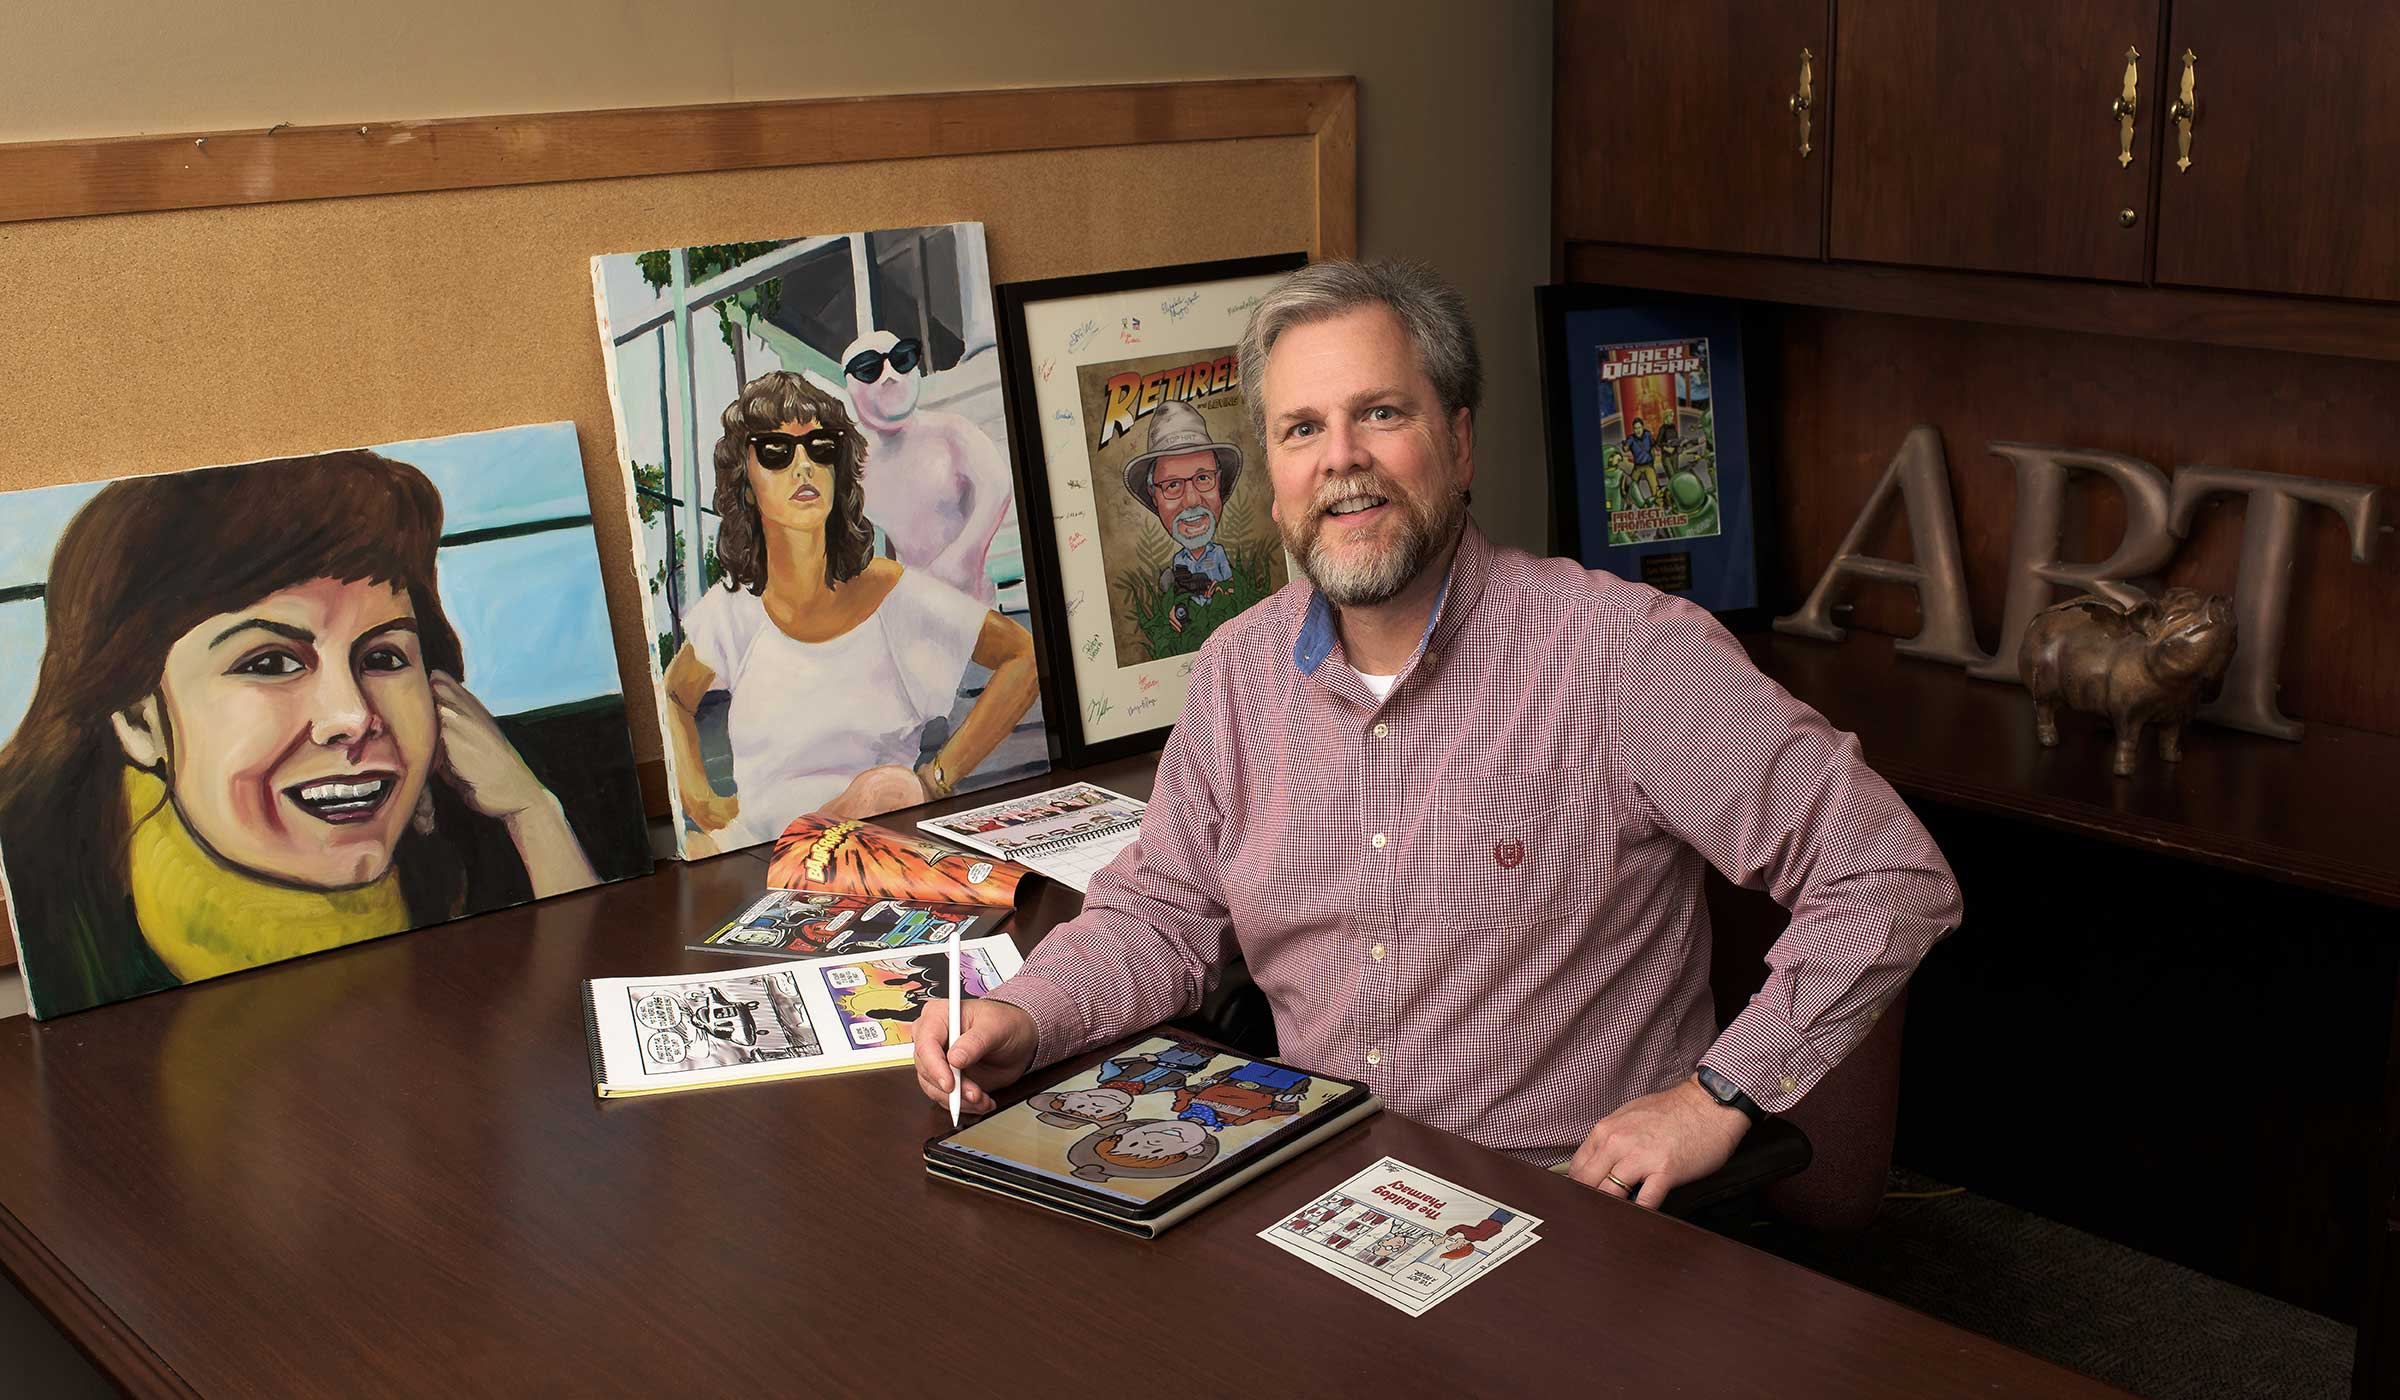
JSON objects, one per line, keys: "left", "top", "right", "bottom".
{"left": 990, "top": 521, "right": 1960, "bottom": 1163}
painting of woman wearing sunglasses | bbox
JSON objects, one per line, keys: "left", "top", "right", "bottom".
{"left": 844, "top": 329, "right": 1015, "bottom": 608}
{"left": 664, "top": 371, "right": 1041, "bottom": 854}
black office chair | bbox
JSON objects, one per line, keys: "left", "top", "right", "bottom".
{"left": 1170, "top": 959, "right": 1813, "bottom": 1223}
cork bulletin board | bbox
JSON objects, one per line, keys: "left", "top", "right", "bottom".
{"left": 0, "top": 77, "right": 1356, "bottom": 831}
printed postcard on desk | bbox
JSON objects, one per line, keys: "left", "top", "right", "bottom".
{"left": 1259, "top": 1157, "right": 1543, "bottom": 1316}
{"left": 583, "top": 933, "right": 1023, "bottom": 1097}
{"left": 691, "top": 889, "right": 1009, "bottom": 960}
{"left": 926, "top": 1032, "right": 1380, "bottom": 1237}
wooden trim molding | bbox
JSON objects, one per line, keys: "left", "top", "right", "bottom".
{"left": 1565, "top": 242, "right": 2400, "bottom": 366}
{"left": 0, "top": 77, "right": 1360, "bottom": 257}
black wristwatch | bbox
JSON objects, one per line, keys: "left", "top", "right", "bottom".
{"left": 1695, "top": 1063, "right": 1765, "bottom": 1125}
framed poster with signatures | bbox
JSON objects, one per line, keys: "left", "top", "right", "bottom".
{"left": 998, "top": 253, "right": 1307, "bottom": 767}
{"left": 1536, "top": 286, "right": 1779, "bottom": 631}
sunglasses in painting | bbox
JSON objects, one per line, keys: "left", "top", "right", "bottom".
{"left": 843, "top": 338, "right": 924, "bottom": 382}
{"left": 749, "top": 430, "right": 842, "bottom": 471}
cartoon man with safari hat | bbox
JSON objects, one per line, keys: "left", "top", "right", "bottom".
{"left": 1123, "top": 399, "right": 1243, "bottom": 630}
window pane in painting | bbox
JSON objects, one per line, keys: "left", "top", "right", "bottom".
{"left": 760, "top": 241, "right": 860, "bottom": 364}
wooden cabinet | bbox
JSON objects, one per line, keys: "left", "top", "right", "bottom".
{"left": 2155, "top": 0, "right": 2400, "bottom": 301}
{"left": 1830, "top": 0, "right": 2161, "bottom": 282}
{"left": 1554, "top": 0, "right": 1827, "bottom": 259}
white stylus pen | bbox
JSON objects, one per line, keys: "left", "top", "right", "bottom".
{"left": 947, "top": 922, "right": 962, "bottom": 1127}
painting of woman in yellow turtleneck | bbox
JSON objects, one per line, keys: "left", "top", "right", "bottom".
{"left": 0, "top": 431, "right": 653, "bottom": 1018}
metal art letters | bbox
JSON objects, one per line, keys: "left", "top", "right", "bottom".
{"left": 1776, "top": 426, "right": 2383, "bottom": 742}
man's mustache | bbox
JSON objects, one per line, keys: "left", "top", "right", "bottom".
{"left": 1313, "top": 471, "right": 1401, "bottom": 514}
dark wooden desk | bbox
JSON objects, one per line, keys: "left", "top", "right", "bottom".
{"left": 0, "top": 761, "right": 2121, "bottom": 1398}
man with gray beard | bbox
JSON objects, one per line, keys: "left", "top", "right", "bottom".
{"left": 919, "top": 260, "right": 1959, "bottom": 1208}
{"left": 1120, "top": 399, "right": 1242, "bottom": 635}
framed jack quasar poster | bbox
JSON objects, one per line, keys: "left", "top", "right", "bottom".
{"left": 998, "top": 253, "right": 1307, "bottom": 768}
{"left": 1537, "top": 286, "right": 1778, "bottom": 631}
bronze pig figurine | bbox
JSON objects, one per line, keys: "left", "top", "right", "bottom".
{"left": 2019, "top": 588, "right": 2238, "bottom": 778}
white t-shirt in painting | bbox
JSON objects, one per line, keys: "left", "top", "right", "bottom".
{"left": 1354, "top": 669, "right": 1398, "bottom": 702}
{"left": 683, "top": 568, "right": 986, "bottom": 848}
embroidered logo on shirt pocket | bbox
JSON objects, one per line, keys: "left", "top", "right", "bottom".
{"left": 1419, "top": 772, "right": 1576, "bottom": 922}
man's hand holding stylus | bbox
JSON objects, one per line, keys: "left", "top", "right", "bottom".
{"left": 915, "top": 998, "right": 1039, "bottom": 1115}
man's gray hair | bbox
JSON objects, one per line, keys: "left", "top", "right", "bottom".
{"left": 1236, "top": 259, "right": 1483, "bottom": 446}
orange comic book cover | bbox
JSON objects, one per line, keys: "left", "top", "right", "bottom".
{"left": 766, "top": 815, "right": 1031, "bottom": 907}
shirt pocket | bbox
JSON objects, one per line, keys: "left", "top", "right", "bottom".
{"left": 1409, "top": 771, "right": 1582, "bottom": 928}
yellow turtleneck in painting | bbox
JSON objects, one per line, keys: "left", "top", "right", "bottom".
{"left": 123, "top": 766, "right": 411, "bottom": 984}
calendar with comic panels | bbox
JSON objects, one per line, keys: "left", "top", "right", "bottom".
{"left": 583, "top": 934, "right": 1022, "bottom": 1097}
{"left": 926, "top": 1031, "right": 1380, "bottom": 1237}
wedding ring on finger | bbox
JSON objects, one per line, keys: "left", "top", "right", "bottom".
{"left": 1605, "top": 1172, "right": 1635, "bottom": 1192}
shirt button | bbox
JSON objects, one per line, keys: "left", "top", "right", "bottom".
{"left": 1366, "top": 1048, "right": 1382, "bottom": 1066}
{"left": 1371, "top": 832, "right": 1387, "bottom": 849}
{"left": 1371, "top": 722, "right": 1388, "bottom": 738}
{"left": 1426, "top": 652, "right": 1440, "bottom": 667}
{"left": 1371, "top": 943, "right": 1387, "bottom": 961}
{"left": 1780, "top": 1075, "right": 1797, "bottom": 1093}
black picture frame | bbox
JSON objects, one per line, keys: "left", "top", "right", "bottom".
{"left": 1536, "top": 284, "right": 1782, "bottom": 633}
{"left": 996, "top": 252, "right": 1308, "bottom": 769}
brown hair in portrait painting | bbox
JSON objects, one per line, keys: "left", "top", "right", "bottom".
{"left": 0, "top": 452, "right": 507, "bottom": 1016}
{"left": 710, "top": 370, "right": 875, "bottom": 593}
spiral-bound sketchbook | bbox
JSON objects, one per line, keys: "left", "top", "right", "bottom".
{"left": 916, "top": 782, "right": 1146, "bottom": 893}
{"left": 582, "top": 934, "right": 1024, "bottom": 1098}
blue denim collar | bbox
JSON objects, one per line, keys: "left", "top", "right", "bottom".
{"left": 1291, "top": 519, "right": 1487, "bottom": 677}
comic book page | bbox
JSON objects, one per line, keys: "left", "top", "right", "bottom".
{"left": 584, "top": 933, "right": 1024, "bottom": 1096}
{"left": 690, "top": 889, "right": 1008, "bottom": 960}
{"left": 936, "top": 1035, "right": 1354, "bottom": 1204}
{"left": 1594, "top": 337, "right": 1724, "bottom": 547}
{"left": 765, "top": 815, "right": 1030, "bottom": 907}
{"left": 816, "top": 944, "right": 1009, "bottom": 1053}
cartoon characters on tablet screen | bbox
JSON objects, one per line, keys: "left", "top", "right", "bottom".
{"left": 1010, "top": 1037, "right": 1341, "bottom": 1187}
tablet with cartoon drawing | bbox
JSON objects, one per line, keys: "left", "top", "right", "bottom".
{"left": 925, "top": 1032, "right": 1380, "bottom": 1237}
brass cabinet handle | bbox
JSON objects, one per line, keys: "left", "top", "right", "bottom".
{"left": 2113, "top": 46, "right": 2140, "bottom": 168}
{"left": 2169, "top": 48, "right": 2198, "bottom": 171}
{"left": 1789, "top": 48, "right": 1814, "bottom": 158}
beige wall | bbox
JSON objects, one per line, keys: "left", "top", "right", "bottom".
{"left": 0, "top": 0, "right": 1557, "bottom": 550}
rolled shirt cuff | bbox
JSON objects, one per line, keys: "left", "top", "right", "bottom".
{"left": 1702, "top": 999, "right": 1839, "bottom": 1115}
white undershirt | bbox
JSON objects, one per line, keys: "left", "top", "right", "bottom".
{"left": 1354, "top": 668, "right": 1398, "bottom": 702}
